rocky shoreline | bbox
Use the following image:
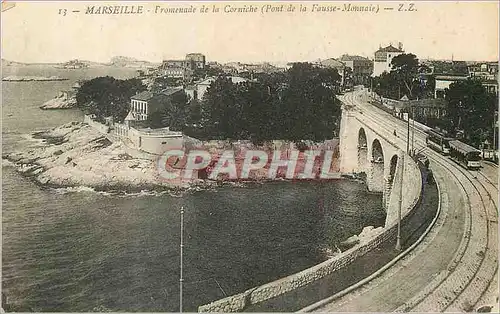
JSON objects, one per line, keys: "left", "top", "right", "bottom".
{"left": 3, "top": 122, "right": 346, "bottom": 194}
{"left": 2, "top": 122, "right": 194, "bottom": 193}
{"left": 1, "top": 122, "right": 284, "bottom": 194}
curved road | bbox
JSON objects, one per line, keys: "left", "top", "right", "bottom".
{"left": 311, "top": 90, "right": 498, "bottom": 312}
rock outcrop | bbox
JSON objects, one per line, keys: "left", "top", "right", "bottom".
{"left": 39, "top": 92, "right": 77, "bottom": 110}
{"left": 2, "top": 122, "right": 192, "bottom": 192}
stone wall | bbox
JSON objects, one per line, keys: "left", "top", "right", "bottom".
{"left": 83, "top": 115, "right": 110, "bottom": 134}
{"left": 385, "top": 153, "right": 422, "bottom": 227}
{"left": 84, "top": 116, "right": 188, "bottom": 156}
{"left": 380, "top": 97, "right": 403, "bottom": 111}
{"left": 198, "top": 158, "right": 422, "bottom": 312}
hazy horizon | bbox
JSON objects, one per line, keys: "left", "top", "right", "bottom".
{"left": 2, "top": 54, "right": 499, "bottom": 67}
{"left": 2, "top": 2, "right": 498, "bottom": 64}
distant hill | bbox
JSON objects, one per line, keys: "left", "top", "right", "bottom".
{"left": 2, "top": 59, "right": 29, "bottom": 66}
{"left": 107, "top": 56, "right": 159, "bottom": 68}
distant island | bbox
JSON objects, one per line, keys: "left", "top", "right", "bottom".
{"left": 2, "top": 75, "right": 68, "bottom": 82}
{"left": 54, "top": 59, "right": 91, "bottom": 69}
{"left": 107, "top": 56, "right": 159, "bottom": 68}
{"left": 2, "top": 56, "right": 160, "bottom": 69}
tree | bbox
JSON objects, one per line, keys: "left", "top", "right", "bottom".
{"left": 150, "top": 77, "right": 182, "bottom": 93}
{"left": 161, "top": 92, "right": 190, "bottom": 131}
{"left": 198, "top": 64, "right": 342, "bottom": 142}
{"left": 445, "top": 79, "right": 497, "bottom": 147}
{"left": 282, "top": 63, "right": 341, "bottom": 140}
{"left": 343, "top": 67, "right": 353, "bottom": 89}
{"left": 76, "top": 76, "right": 146, "bottom": 122}
{"left": 146, "top": 111, "right": 165, "bottom": 129}
{"left": 373, "top": 71, "right": 399, "bottom": 99}
{"left": 146, "top": 92, "right": 190, "bottom": 131}
{"left": 390, "top": 53, "right": 419, "bottom": 99}
{"left": 192, "top": 66, "right": 225, "bottom": 82}
{"left": 200, "top": 77, "right": 238, "bottom": 139}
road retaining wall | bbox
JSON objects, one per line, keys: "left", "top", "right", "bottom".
{"left": 198, "top": 156, "right": 422, "bottom": 312}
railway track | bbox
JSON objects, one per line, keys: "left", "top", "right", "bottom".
{"left": 341, "top": 91, "right": 498, "bottom": 312}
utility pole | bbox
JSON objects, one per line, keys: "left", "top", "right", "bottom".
{"left": 406, "top": 106, "right": 410, "bottom": 155}
{"left": 179, "top": 206, "right": 184, "bottom": 313}
{"left": 494, "top": 111, "right": 498, "bottom": 162}
{"left": 396, "top": 152, "right": 404, "bottom": 251}
{"left": 411, "top": 106, "right": 415, "bottom": 156}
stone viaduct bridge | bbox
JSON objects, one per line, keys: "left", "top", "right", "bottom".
{"left": 338, "top": 97, "right": 422, "bottom": 227}
{"left": 199, "top": 89, "right": 497, "bottom": 313}
{"left": 198, "top": 89, "right": 424, "bottom": 313}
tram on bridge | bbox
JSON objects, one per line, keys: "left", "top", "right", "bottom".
{"left": 449, "top": 140, "right": 482, "bottom": 170}
{"left": 426, "top": 129, "right": 454, "bottom": 155}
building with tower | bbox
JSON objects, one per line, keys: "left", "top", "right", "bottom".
{"left": 373, "top": 43, "right": 405, "bottom": 76}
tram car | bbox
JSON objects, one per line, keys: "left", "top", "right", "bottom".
{"left": 449, "top": 140, "right": 482, "bottom": 170}
{"left": 426, "top": 129, "right": 454, "bottom": 155}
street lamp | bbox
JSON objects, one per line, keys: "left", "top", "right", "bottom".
{"left": 406, "top": 106, "right": 410, "bottom": 155}
{"left": 494, "top": 111, "right": 498, "bottom": 162}
{"left": 411, "top": 106, "right": 415, "bottom": 156}
{"left": 396, "top": 152, "right": 405, "bottom": 251}
{"left": 179, "top": 206, "right": 184, "bottom": 313}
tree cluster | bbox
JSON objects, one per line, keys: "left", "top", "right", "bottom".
{"left": 443, "top": 79, "right": 497, "bottom": 147}
{"left": 195, "top": 63, "right": 342, "bottom": 142}
{"left": 76, "top": 76, "right": 146, "bottom": 123}
{"left": 146, "top": 91, "right": 194, "bottom": 131}
{"left": 372, "top": 54, "right": 435, "bottom": 100}
{"left": 78, "top": 64, "right": 343, "bottom": 143}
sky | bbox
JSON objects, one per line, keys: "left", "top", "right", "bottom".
{"left": 1, "top": 1, "right": 499, "bottom": 64}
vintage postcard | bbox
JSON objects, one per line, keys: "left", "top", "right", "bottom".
{"left": 1, "top": 1, "right": 498, "bottom": 312}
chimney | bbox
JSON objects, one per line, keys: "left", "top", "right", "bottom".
{"left": 398, "top": 42, "right": 403, "bottom": 51}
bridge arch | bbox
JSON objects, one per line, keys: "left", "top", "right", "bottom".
{"left": 371, "top": 139, "right": 384, "bottom": 162}
{"left": 357, "top": 128, "right": 368, "bottom": 173}
{"left": 368, "top": 138, "right": 385, "bottom": 196}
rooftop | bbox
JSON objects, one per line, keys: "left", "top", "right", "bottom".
{"left": 320, "top": 58, "right": 345, "bottom": 68}
{"left": 131, "top": 90, "right": 155, "bottom": 101}
{"left": 375, "top": 45, "right": 404, "bottom": 53}
{"left": 198, "top": 76, "right": 248, "bottom": 85}
{"left": 136, "top": 126, "right": 183, "bottom": 137}
{"left": 161, "top": 87, "right": 184, "bottom": 96}
{"left": 435, "top": 75, "right": 469, "bottom": 81}
{"left": 429, "top": 60, "right": 469, "bottom": 76}
{"left": 450, "top": 140, "right": 481, "bottom": 154}
{"left": 186, "top": 53, "right": 205, "bottom": 57}
{"left": 340, "top": 54, "right": 371, "bottom": 61}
